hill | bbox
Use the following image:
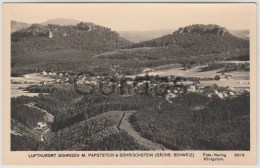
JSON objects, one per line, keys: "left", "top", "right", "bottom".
{"left": 94, "top": 24, "right": 249, "bottom": 71}
{"left": 11, "top": 24, "right": 249, "bottom": 76}
{"left": 12, "top": 22, "right": 131, "bottom": 48}
{"left": 119, "top": 28, "right": 249, "bottom": 42}
{"left": 118, "top": 29, "right": 176, "bottom": 43}
{"left": 11, "top": 22, "right": 132, "bottom": 75}
{"left": 11, "top": 21, "right": 31, "bottom": 33}
{"left": 130, "top": 24, "right": 248, "bottom": 53}
{"left": 43, "top": 111, "right": 147, "bottom": 150}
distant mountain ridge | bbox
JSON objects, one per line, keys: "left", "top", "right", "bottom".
{"left": 11, "top": 22, "right": 249, "bottom": 76}
{"left": 11, "top": 19, "right": 81, "bottom": 33}
{"left": 119, "top": 29, "right": 249, "bottom": 43}
{"left": 11, "top": 22, "right": 131, "bottom": 49}
{"left": 41, "top": 18, "right": 81, "bottom": 26}
{"left": 230, "top": 30, "right": 249, "bottom": 40}
{"left": 11, "top": 21, "right": 132, "bottom": 75}
{"left": 118, "top": 29, "right": 176, "bottom": 43}
{"left": 11, "top": 19, "right": 249, "bottom": 41}
{"left": 11, "top": 21, "right": 31, "bottom": 33}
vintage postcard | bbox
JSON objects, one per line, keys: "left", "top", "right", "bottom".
{"left": 2, "top": 3, "right": 257, "bottom": 165}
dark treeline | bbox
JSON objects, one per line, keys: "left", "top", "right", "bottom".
{"left": 11, "top": 135, "right": 41, "bottom": 151}
{"left": 25, "top": 85, "right": 56, "bottom": 93}
{"left": 131, "top": 92, "right": 250, "bottom": 150}
{"left": 11, "top": 96, "right": 45, "bottom": 128}
{"left": 200, "top": 62, "right": 250, "bottom": 72}
{"left": 11, "top": 83, "right": 250, "bottom": 151}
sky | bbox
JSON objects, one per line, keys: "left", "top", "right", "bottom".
{"left": 6, "top": 3, "right": 254, "bottom": 31}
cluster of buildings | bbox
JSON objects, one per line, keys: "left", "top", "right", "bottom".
{"left": 34, "top": 122, "right": 50, "bottom": 142}
{"left": 41, "top": 71, "right": 71, "bottom": 84}
{"left": 165, "top": 83, "right": 248, "bottom": 104}
{"left": 39, "top": 71, "right": 249, "bottom": 102}
{"left": 207, "top": 90, "right": 236, "bottom": 99}
{"left": 41, "top": 71, "right": 70, "bottom": 77}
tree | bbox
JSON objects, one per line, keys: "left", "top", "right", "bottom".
{"left": 214, "top": 75, "right": 221, "bottom": 80}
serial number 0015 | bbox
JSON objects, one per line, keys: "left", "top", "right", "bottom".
{"left": 234, "top": 153, "right": 245, "bottom": 157}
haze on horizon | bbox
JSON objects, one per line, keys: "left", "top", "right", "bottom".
{"left": 9, "top": 3, "right": 252, "bottom": 31}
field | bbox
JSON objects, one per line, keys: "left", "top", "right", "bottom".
{"left": 134, "top": 63, "right": 249, "bottom": 88}
{"left": 11, "top": 73, "right": 53, "bottom": 98}
{"left": 11, "top": 84, "right": 39, "bottom": 98}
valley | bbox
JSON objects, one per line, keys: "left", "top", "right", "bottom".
{"left": 10, "top": 22, "right": 250, "bottom": 151}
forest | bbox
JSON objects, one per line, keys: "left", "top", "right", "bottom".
{"left": 131, "top": 92, "right": 250, "bottom": 150}
{"left": 11, "top": 24, "right": 249, "bottom": 77}
{"left": 11, "top": 81, "right": 250, "bottom": 151}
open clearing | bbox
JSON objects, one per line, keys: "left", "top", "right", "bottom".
{"left": 11, "top": 73, "right": 53, "bottom": 98}
{"left": 135, "top": 64, "right": 249, "bottom": 88}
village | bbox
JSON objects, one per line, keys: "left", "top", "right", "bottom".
{"left": 10, "top": 65, "right": 250, "bottom": 145}
{"left": 21, "top": 66, "right": 249, "bottom": 103}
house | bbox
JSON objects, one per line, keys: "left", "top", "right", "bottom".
{"left": 59, "top": 73, "right": 63, "bottom": 76}
{"left": 166, "top": 90, "right": 176, "bottom": 104}
{"left": 245, "top": 88, "right": 250, "bottom": 92}
{"left": 229, "top": 92, "right": 235, "bottom": 96}
{"left": 143, "top": 68, "right": 155, "bottom": 73}
{"left": 77, "top": 79, "right": 85, "bottom": 84}
{"left": 108, "top": 82, "right": 114, "bottom": 86}
{"left": 23, "top": 74, "right": 30, "bottom": 78}
{"left": 55, "top": 79, "right": 61, "bottom": 83}
{"left": 37, "top": 122, "right": 47, "bottom": 129}
{"left": 42, "top": 71, "right": 48, "bottom": 76}
{"left": 207, "top": 94, "right": 212, "bottom": 98}
{"left": 223, "top": 93, "right": 228, "bottom": 97}
{"left": 188, "top": 85, "right": 196, "bottom": 92}
{"left": 49, "top": 31, "right": 53, "bottom": 38}
{"left": 11, "top": 130, "right": 22, "bottom": 136}
{"left": 84, "top": 80, "right": 91, "bottom": 84}
{"left": 48, "top": 72, "right": 53, "bottom": 76}
{"left": 225, "top": 74, "right": 232, "bottom": 80}
{"left": 62, "top": 32, "right": 67, "bottom": 37}
{"left": 217, "top": 93, "right": 224, "bottom": 99}
{"left": 40, "top": 135, "right": 45, "bottom": 142}
{"left": 219, "top": 78, "right": 227, "bottom": 81}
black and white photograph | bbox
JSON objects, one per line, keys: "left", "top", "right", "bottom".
{"left": 7, "top": 3, "right": 254, "bottom": 154}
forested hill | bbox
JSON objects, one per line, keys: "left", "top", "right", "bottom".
{"left": 11, "top": 22, "right": 132, "bottom": 54}
{"left": 130, "top": 24, "right": 249, "bottom": 55}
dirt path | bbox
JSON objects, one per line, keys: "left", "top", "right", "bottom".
{"left": 119, "top": 111, "right": 170, "bottom": 151}
{"left": 25, "top": 102, "right": 54, "bottom": 123}
{"left": 25, "top": 102, "right": 54, "bottom": 142}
